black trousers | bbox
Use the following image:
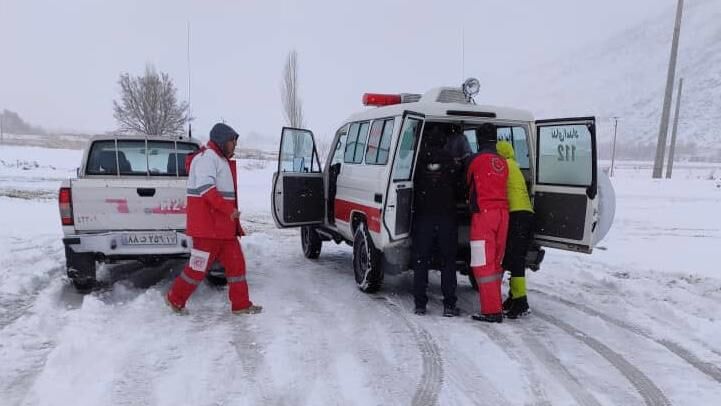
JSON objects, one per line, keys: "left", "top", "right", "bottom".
{"left": 412, "top": 214, "right": 458, "bottom": 308}
{"left": 502, "top": 211, "right": 534, "bottom": 278}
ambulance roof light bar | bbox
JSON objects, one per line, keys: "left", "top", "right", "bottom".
{"left": 362, "top": 93, "right": 422, "bottom": 107}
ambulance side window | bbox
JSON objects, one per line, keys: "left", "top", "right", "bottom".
{"left": 366, "top": 118, "right": 394, "bottom": 165}
{"left": 353, "top": 122, "right": 370, "bottom": 163}
{"left": 344, "top": 123, "right": 360, "bottom": 163}
{"left": 344, "top": 121, "right": 370, "bottom": 164}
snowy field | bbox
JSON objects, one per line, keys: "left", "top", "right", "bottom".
{"left": 1, "top": 144, "right": 721, "bottom": 405}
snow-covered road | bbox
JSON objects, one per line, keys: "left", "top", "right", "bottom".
{"left": 1, "top": 146, "right": 720, "bottom": 405}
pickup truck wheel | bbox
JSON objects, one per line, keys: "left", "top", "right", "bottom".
{"left": 71, "top": 277, "right": 96, "bottom": 292}
{"left": 206, "top": 261, "right": 227, "bottom": 287}
{"left": 65, "top": 250, "right": 97, "bottom": 293}
{"left": 353, "top": 223, "right": 383, "bottom": 293}
{"left": 301, "top": 226, "right": 322, "bottom": 259}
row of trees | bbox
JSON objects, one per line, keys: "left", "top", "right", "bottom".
{"left": 113, "top": 50, "right": 304, "bottom": 138}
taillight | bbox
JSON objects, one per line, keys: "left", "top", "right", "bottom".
{"left": 59, "top": 187, "right": 74, "bottom": 225}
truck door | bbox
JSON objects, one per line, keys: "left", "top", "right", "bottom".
{"left": 271, "top": 127, "right": 325, "bottom": 228}
{"left": 383, "top": 112, "right": 425, "bottom": 241}
{"left": 533, "top": 117, "right": 598, "bottom": 253}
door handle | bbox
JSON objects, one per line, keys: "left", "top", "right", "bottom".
{"left": 137, "top": 188, "right": 156, "bottom": 197}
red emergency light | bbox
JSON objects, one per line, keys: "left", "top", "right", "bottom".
{"left": 362, "top": 93, "right": 402, "bottom": 107}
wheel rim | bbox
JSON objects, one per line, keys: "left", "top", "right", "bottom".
{"left": 354, "top": 228, "right": 371, "bottom": 287}
{"left": 301, "top": 227, "right": 309, "bottom": 253}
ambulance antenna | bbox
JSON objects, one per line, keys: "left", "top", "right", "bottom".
{"left": 461, "top": 25, "right": 465, "bottom": 83}
{"left": 186, "top": 20, "right": 193, "bottom": 139}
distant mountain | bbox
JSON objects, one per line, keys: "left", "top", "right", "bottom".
{"left": 501, "top": 0, "right": 721, "bottom": 161}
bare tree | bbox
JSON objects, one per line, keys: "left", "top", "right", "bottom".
{"left": 281, "top": 50, "right": 304, "bottom": 128}
{"left": 113, "top": 65, "right": 189, "bottom": 136}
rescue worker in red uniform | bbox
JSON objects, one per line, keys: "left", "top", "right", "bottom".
{"left": 466, "top": 123, "right": 509, "bottom": 323}
{"left": 166, "top": 123, "right": 262, "bottom": 315}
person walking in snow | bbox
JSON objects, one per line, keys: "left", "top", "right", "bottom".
{"left": 467, "top": 123, "right": 509, "bottom": 323}
{"left": 166, "top": 123, "right": 262, "bottom": 315}
{"left": 497, "top": 140, "right": 534, "bottom": 319}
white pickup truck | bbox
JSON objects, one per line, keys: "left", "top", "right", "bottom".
{"left": 58, "top": 135, "right": 224, "bottom": 291}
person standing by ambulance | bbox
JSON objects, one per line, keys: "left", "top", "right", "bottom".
{"left": 166, "top": 123, "right": 262, "bottom": 315}
{"left": 496, "top": 141, "right": 534, "bottom": 319}
{"left": 467, "top": 123, "right": 509, "bottom": 323}
{"left": 412, "top": 124, "right": 464, "bottom": 317}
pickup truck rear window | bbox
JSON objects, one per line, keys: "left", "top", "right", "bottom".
{"left": 86, "top": 140, "right": 198, "bottom": 176}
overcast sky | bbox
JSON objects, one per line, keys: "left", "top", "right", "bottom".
{"left": 0, "top": 0, "right": 676, "bottom": 141}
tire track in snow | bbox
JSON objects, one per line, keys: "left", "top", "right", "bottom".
{"left": 532, "top": 288, "right": 721, "bottom": 383}
{"left": 533, "top": 310, "right": 672, "bottom": 406}
{"left": 456, "top": 293, "right": 591, "bottom": 406}
{"left": 381, "top": 297, "right": 444, "bottom": 406}
{"left": 389, "top": 292, "right": 509, "bottom": 405}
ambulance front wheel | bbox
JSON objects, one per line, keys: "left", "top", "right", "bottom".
{"left": 353, "top": 222, "right": 383, "bottom": 293}
{"left": 301, "top": 226, "right": 323, "bottom": 259}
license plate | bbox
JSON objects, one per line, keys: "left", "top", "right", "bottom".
{"left": 121, "top": 232, "right": 177, "bottom": 246}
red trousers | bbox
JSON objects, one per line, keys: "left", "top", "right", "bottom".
{"left": 470, "top": 209, "right": 509, "bottom": 315}
{"left": 167, "top": 237, "right": 252, "bottom": 311}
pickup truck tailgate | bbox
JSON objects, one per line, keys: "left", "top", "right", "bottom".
{"left": 71, "top": 178, "right": 188, "bottom": 231}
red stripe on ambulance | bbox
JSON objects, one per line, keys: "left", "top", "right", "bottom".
{"left": 334, "top": 199, "right": 382, "bottom": 233}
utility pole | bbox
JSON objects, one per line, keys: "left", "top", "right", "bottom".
{"left": 610, "top": 117, "right": 620, "bottom": 177}
{"left": 666, "top": 78, "right": 684, "bottom": 179}
{"left": 652, "top": 0, "right": 684, "bottom": 178}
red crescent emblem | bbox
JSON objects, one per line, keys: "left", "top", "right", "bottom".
{"left": 491, "top": 157, "right": 505, "bottom": 173}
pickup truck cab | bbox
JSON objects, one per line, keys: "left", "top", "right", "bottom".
{"left": 272, "top": 82, "right": 614, "bottom": 292}
{"left": 59, "top": 135, "right": 202, "bottom": 290}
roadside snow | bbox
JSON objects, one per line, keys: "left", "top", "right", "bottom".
{"left": 1, "top": 144, "right": 720, "bottom": 405}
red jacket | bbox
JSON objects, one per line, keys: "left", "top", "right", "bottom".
{"left": 185, "top": 142, "right": 244, "bottom": 239}
{"left": 467, "top": 151, "right": 509, "bottom": 212}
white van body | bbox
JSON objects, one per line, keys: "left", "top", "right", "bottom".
{"left": 272, "top": 86, "right": 611, "bottom": 292}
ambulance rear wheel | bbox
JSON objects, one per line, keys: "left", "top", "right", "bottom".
{"left": 353, "top": 222, "right": 383, "bottom": 293}
{"left": 301, "top": 226, "right": 322, "bottom": 259}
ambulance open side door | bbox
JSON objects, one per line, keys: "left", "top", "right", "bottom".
{"left": 383, "top": 112, "right": 425, "bottom": 241}
{"left": 533, "top": 117, "right": 598, "bottom": 253}
{"left": 271, "top": 127, "right": 325, "bottom": 228}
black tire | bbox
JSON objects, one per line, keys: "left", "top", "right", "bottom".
{"left": 66, "top": 250, "right": 97, "bottom": 293}
{"left": 71, "top": 277, "right": 96, "bottom": 292}
{"left": 206, "top": 261, "right": 227, "bottom": 287}
{"left": 352, "top": 222, "right": 383, "bottom": 293}
{"left": 301, "top": 226, "right": 322, "bottom": 259}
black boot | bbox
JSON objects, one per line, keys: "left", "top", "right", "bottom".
{"left": 506, "top": 296, "right": 530, "bottom": 319}
{"left": 472, "top": 313, "right": 503, "bottom": 323}
{"left": 443, "top": 304, "right": 461, "bottom": 317}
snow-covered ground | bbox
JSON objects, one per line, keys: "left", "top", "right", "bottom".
{"left": 1, "top": 144, "right": 721, "bottom": 405}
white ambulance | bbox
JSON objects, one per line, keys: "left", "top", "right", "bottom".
{"left": 271, "top": 80, "right": 614, "bottom": 292}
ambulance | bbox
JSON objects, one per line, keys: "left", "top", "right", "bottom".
{"left": 271, "top": 79, "right": 614, "bottom": 292}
